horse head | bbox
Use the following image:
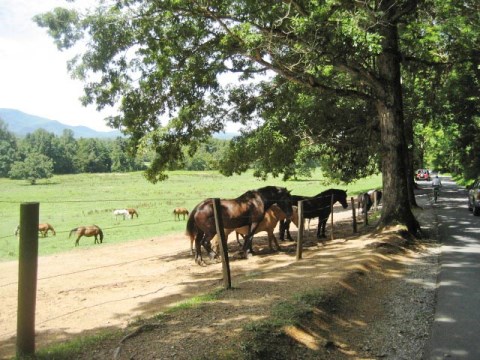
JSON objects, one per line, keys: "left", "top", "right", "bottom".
{"left": 335, "top": 189, "right": 349, "bottom": 209}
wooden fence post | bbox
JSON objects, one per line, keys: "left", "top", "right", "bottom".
{"left": 296, "top": 200, "right": 304, "bottom": 260}
{"left": 330, "top": 194, "right": 334, "bottom": 241}
{"left": 17, "top": 202, "right": 39, "bottom": 358}
{"left": 363, "top": 194, "right": 368, "bottom": 226}
{"left": 212, "top": 198, "right": 231, "bottom": 289}
{"left": 374, "top": 191, "right": 378, "bottom": 211}
{"left": 351, "top": 197, "right": 357, "bottom": 233}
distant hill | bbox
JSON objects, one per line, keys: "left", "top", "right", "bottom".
{"left": 0, "top": 108, "right": 122, "bottom": 138}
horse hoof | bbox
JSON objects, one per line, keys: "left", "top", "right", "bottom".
{"left": 208, "top": 251, "right": 216, "bottom": 260}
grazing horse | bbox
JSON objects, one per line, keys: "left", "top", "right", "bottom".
{"left": 209, "top": 204, "right": 299, "bottom": 255}
{"left": 357, "top": 189, "right": 383, "bottom": 213}
{"left": 15, "top": 223, "right": 56, "bottom": 238}
{"left": 113, "top": 209, "right": 129, "bottom": 220}
{"left": 69, "top": 225, "right": 104, "bottom": 246}
{"left": 173, "top": 207, "right": 189, "bottom": 221}
{"left": 126, "top": 208, "right": 139, "bottom": 219}
{"left": 186, "top": 186, "right": 293, "bottom": 264}
{"left": 280, "top": 189, "right": 349, "bottom": 241}
{"left": 38, "top": 223, "right": 56, "bottom": 237}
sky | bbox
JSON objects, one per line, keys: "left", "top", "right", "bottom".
{"left": 0, "top": 0, "right": 115, "bottom": 132}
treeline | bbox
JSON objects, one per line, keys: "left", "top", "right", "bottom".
{"left": 0, "top": 121, "right": 230, "bottom": 183}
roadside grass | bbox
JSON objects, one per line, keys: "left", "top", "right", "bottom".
{"left": 0, "top": 170, "right": 381, "bottom": 261}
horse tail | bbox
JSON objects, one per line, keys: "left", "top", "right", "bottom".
{"left": 69, "top": 228, "right": 78, "bottom": 238}
{"left": 185, "top": 207, "right": 197, "bottom": 239}
{"left": 99, "top": 228, "right": 104, "bottom": 242}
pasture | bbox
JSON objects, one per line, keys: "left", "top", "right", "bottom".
{"left": 0, "top": 170, "right": 381, "bottom": 261}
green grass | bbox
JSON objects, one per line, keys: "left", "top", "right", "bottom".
{"left": 0, "top": 170, "right": 381, "bottom": 261}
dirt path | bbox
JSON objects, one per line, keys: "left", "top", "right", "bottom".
{"left": 0, "top": 203, "right": 436, "bottom": 359}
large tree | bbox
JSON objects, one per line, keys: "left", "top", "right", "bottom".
{"left": 38, "top": 0, "right": 465, "bottom": 234}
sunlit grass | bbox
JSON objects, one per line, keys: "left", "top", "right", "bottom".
{"left": 0, "top": 170, "right": 381, "bottom": 261}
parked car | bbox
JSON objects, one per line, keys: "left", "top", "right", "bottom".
{"left": 415, "top": 169, "right": 431, "bottom": 181}
{"left": 468, "top": 179, "right": 480, "bottom": 215}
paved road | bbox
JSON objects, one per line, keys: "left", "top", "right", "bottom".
{"left": 424, "top": 177, "right": 480, "bottom": 359}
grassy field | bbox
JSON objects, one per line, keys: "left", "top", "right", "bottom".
{"left": 0, "top": 170, "right": 381, "bottom": 261}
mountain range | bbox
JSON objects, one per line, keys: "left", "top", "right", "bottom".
{"left": 0, "top": 108, "right": 122, "bottom": 138}
{"left": 0, "top": 108, "right": 239, "bottom": 140}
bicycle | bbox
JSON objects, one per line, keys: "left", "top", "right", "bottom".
{"left": 433, "top": 186, "right": 440, "bottom": 203}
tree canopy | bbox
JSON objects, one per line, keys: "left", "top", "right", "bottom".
{"left": 34, "top": 0, "right": 480, "bottom": 234}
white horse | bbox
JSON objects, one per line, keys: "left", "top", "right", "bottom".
{"left": 113, "top": 209, "right": 129, "bottom": 220}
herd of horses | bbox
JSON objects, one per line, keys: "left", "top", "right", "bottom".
{"left": 14, "top": 207, "right": 140, "bottom": 246}
{"left": 186, "top": 186, "right": 382, "bottom": 265}
{"left": 13, "top": 187, "right": 381, "bottom": 259}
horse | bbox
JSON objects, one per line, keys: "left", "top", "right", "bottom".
{"left": 38, "top": 223, "right": 56, "bottom": 237}
{"left": 126, "top": 208, "right": 139, "bottom": 219}
{"left": 14, "top": 223, "right": 56, "bottom": 238}
{"left": 208, "top": 204, "right": 299, "bottom": 255}
{"left": 357, "top": 189, "right": 382, "bottom": 213}
{"left": 280, "top": 189, "right": 349, "bottom": 242}
{"left": 186, "top": 186, "right": 293, "bottom": 264}
{"left": 113, "top": 209, "right": 129, "bottom": 220}
{"left": 69, "top": 225, "right": 104, "bottom": 246}
{"left": 173, "top": 207, "right": 189, "bottom": 221}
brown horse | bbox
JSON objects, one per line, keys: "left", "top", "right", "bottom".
{"left": 173, "top": 207, "right": 189, "bottom": 221}
{"left": 15, "top": 223, "right": 56, "bottom": 238}
{"left": 186, "top": 186, "right": 293, "bottom": 264}
{"left": 209, "top": 204, "right": 299, "bottom": 255}
{"left": 126, "top": 208, "right": 139, "bottom": 219}
{"left": 69, "top": 225, "right": 104, "bottom": 246}
{"left": 38, "top": 223, "right": 56, "bottom": 237}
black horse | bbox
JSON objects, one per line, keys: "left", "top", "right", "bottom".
{"left": 280, "top": 189, "right": 348, "bottom": 241}
{"left": 186, "top": 186, "right": 293, "bottom": 264}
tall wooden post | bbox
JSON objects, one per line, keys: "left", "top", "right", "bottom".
{"left": 213, "top": 198, "right": 231, "bottom": 289}
{"left": 330, "top": 194, "right": 334, "bottom": 241}
{"left": 17, "top": 202, "right": 39, "bottom": 358}
{"left": 351, "top": 197, "right": 357, "bottom": 233}
{"left": 296, "top": 200, "right": 304, "bottom": 260}
{"left": 374, "top": 191, "right": 378, "bottom": 211}
{"left": 363, "top": 194, "right": 369, "bottom": 226}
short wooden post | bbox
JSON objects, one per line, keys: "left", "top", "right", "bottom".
{"left": 213, "top": 198, "right": 231, "bottom": 289}
{"left": 363, "top": 194, "right": 368, "bottom": 226}
{"left": 330, "top": 194, "right": 334, "bottom": 241}
{"left": 351, "top": 197, "right": 357, "bottom": 233}
{"left": 296, "top": 200, "right": 304, "bottom": 260}
{"left": 373, "top": 191, "right": 378, "bottom": 211}
{"left": 17, "top": 202, "right": 39, "bottom": 358}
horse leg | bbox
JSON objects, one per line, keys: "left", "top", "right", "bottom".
{"left": 194, "top": 232, "right": 204, "bottom": 265}
{"left": 75, "top": 235, "right": 81, "bottom": 246}
{"left": 269, "top": 230, "right": 280, "bottom": 251}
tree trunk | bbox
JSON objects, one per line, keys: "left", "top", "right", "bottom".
{"left": 375, "top": 16, "right": 420, "bottom": 235}
{"left": 404, "top": 107, "right": 419, "bottom": 207}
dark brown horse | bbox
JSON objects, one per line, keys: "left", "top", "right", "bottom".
{"left": 173, "top": 207, "right": 189, "bottom": 221}
{"left": 38, "top": 223, "right": 56, "bottom": 237}
{"left": 186, "top": 186, "right": 293, "bottom": 264}
{"left": 209, "top": 204, "right": 300, "bottom": 254}
{"left": 126, "top": 208, "right": 139, "bottom": 219}
{"left": 280, "top": 189, "right": 349, "bottom": 241}
{"left": 69, "top": 225, "right": 104, "bottom": 246}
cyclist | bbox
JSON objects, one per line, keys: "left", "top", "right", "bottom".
{"left": 432, "top": 175, "right": 442, "bottom": 201}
